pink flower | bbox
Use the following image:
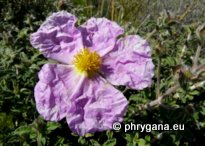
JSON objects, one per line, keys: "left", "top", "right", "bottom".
{"left": 30, "top": 11, "right": 154, "bottom": 136}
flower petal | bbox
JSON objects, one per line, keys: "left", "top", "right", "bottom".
{"left": 34, "top": 63, "right": 84, "bottom": 121}
{"left": 102, "top": 35, "right": 155, "bottom": 90}
{"left": 66, "top": 76, "right": 128, "bottom": 136}
{"left": 30, "top": 11, "right": 83, "bottom": 64}
{"left": 79, "top": 18, "right": 124, "bottom": 56}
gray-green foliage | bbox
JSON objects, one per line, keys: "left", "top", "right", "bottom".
{"left": 0, "top": 0, "right": 205, "bottom": 145}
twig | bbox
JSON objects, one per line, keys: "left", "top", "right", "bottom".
{"left": 140, "top": 83, "right": 180, "bottom": 110}
{"left": 180, "top": 45, "right": 187, "bottom": 59}
{"left": 136, "top": 14, "right": 150, "bottom": 33}
{"left": 123, "top": 87, "right": 129, "bottom": 94}
{"left": 192, "top": 45, "right": 202, "bottom": 72}
{"left": 146, "top": 29, "right": 157, "bottom": 40}
{"left": 196, "top": 64, "right": 205, "bottom": 73}
{"left": 190, "top": 81, "right": 205, "bottom": 90}
{"left": 141, "top": 44, "right": 203, "bottom": 110}
{"left": 178, "top": 0, "right": 196, "bottom": 21}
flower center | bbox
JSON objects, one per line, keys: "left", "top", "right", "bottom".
{"left": 73, "top": 48, "right": 101, "bottom": 77}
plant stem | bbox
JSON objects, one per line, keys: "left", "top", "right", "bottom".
{"left": 100, "top": 0, "right": 105, "bottom": 16}
{"left": 111, "top": 0, "right": 115, "bottom": 20}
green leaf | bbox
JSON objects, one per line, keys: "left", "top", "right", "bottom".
{"left": 106, "top": 131, "right": 113, "bottom": 139}
{"left": 0, "top": 113, "right": 14, "bottom": 130}
{"left": 90, "top": 139, "right": 101, "bottom": 146}
{"left": 103, "top": 138, "right": 117, "bottom": 146}
{"left": 14, "top": 125, "right": 31, "bottom": 136}
{"left": 138, "top": 138, "right": 150, "bottom": 146}
{"left": 46, "top": 122, "right": 61, "bottom": 132}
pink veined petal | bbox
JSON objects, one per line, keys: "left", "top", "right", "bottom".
{"left": 34, "top": 63, "right": 84, "bottom": 121}
{"left": 30, "top": 11, "right": 83, "bottom": 64}
{"left": 79, "top": 18, "right": 124, "bottom": 57}
{"left": 38, "top": 11, "right": 76, "bottom": 31}
{"left": 102, "top": 35, "right": 155, "bottom": 90}
{"left": 66, "top": 76, "right": 128, "bottom": 136}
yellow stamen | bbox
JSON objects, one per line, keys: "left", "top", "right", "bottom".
{"left": 73, "top": 48, "right": 101, "bottom": 77}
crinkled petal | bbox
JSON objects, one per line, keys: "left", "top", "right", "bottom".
{"left": 102, "top": 35, "right": 155, "bottom": 90}
{"left": 66, "top": 76, "right": 128, "bottom": 136}
{"left": 34, "top": 63, "right": 84, "bottom": 121}
{"left": 79, "top": 18, "right": 124, "bottom": 56}
{"left": 30, "top": 11, "right": 83, "bottom": 64}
